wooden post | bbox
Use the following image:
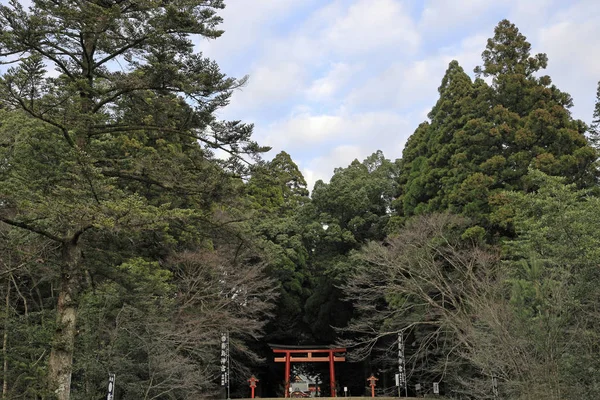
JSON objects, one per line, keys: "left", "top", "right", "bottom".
{"left": 367, "top": 374, "right": 378, "bottom": 398}
{"left": 284, "top": 351, "right": 291, "bottom": 398}
{"left": 248, "top": 375, "right": 259, "bottom": 399}
{"left": 329, "top": 350, "right": 336, "bottom": 397}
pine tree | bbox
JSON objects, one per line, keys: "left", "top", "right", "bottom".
{"left": 0, "top": 1, "right": 266, "bottom": 397}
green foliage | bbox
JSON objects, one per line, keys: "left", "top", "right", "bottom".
{"left": 73, "top": 258, "right": 176, "bottom": 399}
{"left": 347, "top": 176, "right": 600, "bottom": 399}
{"left": 475, "top": 19, "right": 548, "bottom": 80}
{"left": 3, "top": 8, "right": 600, "bottom": 398}
{"left": 0, "top": 227, "right": 56, "bottom": 399}
{"left": 312, "top": 150, "right": 399, "bottom": 243}
{"left": 5, "top": 309, "right": 55, "bottom": 398}
{"left": 0, "top": 0, "right": 272, "bottom": 397}
{"left": 396, "top": 20, "right": 597, "bottom": 234}
{"left": 590, "top": 81, "right": 600, "bottom": 150}
{"left": 303, "top": 151, "right": 399, "bottom": 342}
{"left": 248, "top": 151, "right": 309, "bottom": 213}
{"left": 502, "top": 169, "right": 600, "bottom": 399}
{"left": 245, "top": 152, "right": 312, "bottom": 342}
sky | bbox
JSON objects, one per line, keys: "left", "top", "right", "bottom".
{"left": 199, "top": 0, "right": 600, "bottom": 191}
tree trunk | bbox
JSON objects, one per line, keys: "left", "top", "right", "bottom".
{"left": 2, "top": 278, "right": 10, "bottom": 399}
{"left": 48, "top": 242, "right": 82, "bottom": 400}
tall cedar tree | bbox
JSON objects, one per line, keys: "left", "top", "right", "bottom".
{"left": 246, "top": 151, "right": 313, "bottom": 343}
{"left": 0, "top": 1, "right": 266, "bottom": 398}
{"left": 395, "top": 20, "right": 597, "bottom": 233}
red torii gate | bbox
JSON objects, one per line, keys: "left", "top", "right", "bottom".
{"left": 270, "top": 344, "right": 346, "bottom": 398}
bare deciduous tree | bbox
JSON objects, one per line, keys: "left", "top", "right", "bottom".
{"left": 76, "top": 242, "right": 277, "bottom": 399}
{"left": 342, "top": 213, "right": 565, "bottom": 400}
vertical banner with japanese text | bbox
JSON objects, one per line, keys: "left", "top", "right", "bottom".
{"left": 106, "top": 373, "right": 115, "bottom": 400}
{"left": 398, "top": 332, "right": 407, "bottom": 391}
{"left": 220, "top": 331, "right": 230, "bottom": 393}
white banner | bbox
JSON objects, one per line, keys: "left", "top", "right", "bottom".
{"left": 398, "top": 333, "right": 406, "bottom": 386}
{"left": 106, "top": 373, "right": 115, "bottom": 400}
{"left": 220, "top": 332, "right": 229, "bottom": 387}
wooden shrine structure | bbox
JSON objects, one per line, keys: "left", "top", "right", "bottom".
{"left": 270, "top": 344, "right": 346, "bottom": 398}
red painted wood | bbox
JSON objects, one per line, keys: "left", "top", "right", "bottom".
{"left": 272, "top": 348, "right": 346, "bottom": 354}
{"left": 248, "top": 375, "right": 259, "bottom": 398}
{"left": 329, "top": 350, "right": 336, "bottom": 398}
{"left": 284, "top": 352, "right": 291, "bottom": 398}
{"left": 367, "top": 375, "right": 379, "bottom": 398}
{"left": 274, "top": 356, "right": 345, "bottom": 362}
{"left": 271, "top": 346, "right": 347, "bottom": 398}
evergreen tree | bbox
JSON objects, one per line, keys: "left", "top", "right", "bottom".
{"left": 246, "top": 152, "right": 312, "bottom": 342}
{"left": 590, "top": 81, "right": 600, "bottom": 149}
{"left": 305, "top": 151, "right": 400, "bottom": 342}
{"left": 396, "top": 20, "right": 597, "bottom": 234}
{"left": 397, "top": 61, "right": 489, "bottom": 218}
{"left": 247, "top": 151, "right": 309, "bottom": 213}
{"left": 502, "top": 170, "right": 600, "bottom": 399}
{"left": 312, "top": 150, "right": 398, "bottom": 244}
{"left": 0, "top": 227, "right": 56, "bottom": 398}
{"left": 0, "top": 1, "right": 267, "bottom": 398}
{"left": 475, "top": 20, "right": 594, "bottom": 191}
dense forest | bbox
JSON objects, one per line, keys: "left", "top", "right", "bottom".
{"left": 0, "top": 1, "right": 599, "bottom": 399}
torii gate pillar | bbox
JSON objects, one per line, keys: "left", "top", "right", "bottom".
{"left": 328, "top": 350, "right": 336, "bottom": 397}
{"left": 284, "top": 351, "right": 291, "bottom": 395}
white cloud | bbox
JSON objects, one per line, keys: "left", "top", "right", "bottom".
{"left": 263, "top": 113, "right": 343, "bottom": 150}
{"left": 344, "top": 32, "right": 487, "bottom": 111}
{"left": 513, "top": 0, "right": 600, "bottom": 121}
{"left": 204, "top": 0, "right": 600, "bottom": 188}
{"left": 261, "top": 110, "right": 411, "bottom": 152}
{"left": 344, "top": 60, "right": 439, "bottom": 111}
{"left": 305, "top": 62, "right": 362, "bottom": 101}
{"left": 249, "top": 21, "right": 490, "bottom": 186}
{"left": 539, "top": 19, "right": 600, "bottom": 78}
{"left": 419, "top": 0, "right": 502, "bottom": 34}
{"left": 199, "top": 0, "right": 313, "bottom": 64}
{"left": 225, "top": 62, "right": 308, "bottom": 117}
{"left": 258, "top": 109, "right": 415, "bottom": 190}
{"left": 322, "top": 0, "right": 420, "bottom": 56}
{"left": 214, "top": 0, "right": 421, "bottom": 121}
{"left": 509, "top": 0, "right": 556, "bottom": 25}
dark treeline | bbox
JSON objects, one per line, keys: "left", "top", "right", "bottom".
{"left": 0, "top": 1, "right": 599, "bottom": 399}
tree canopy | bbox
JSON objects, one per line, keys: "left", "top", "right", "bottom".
{"left": 1, "top": 11, "right": 600, "bottom": 400}
{"left": 396, "top": 20, "right": 597, "bottom": 236}
{"left": 0, "top": 0, "right": 270, "bottom": 398}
